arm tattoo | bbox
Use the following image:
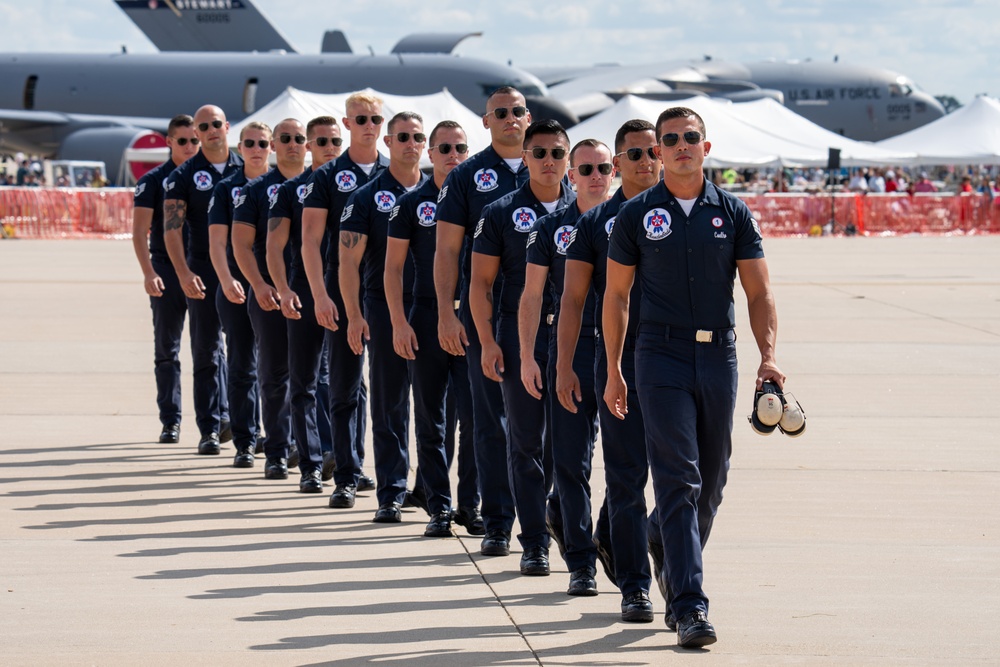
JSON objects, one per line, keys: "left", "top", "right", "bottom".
{"left": 267, "top": 216, "right": 284, "bottom": 232}
{"left": 340, "top": 231, "right": 363, "bottom": 249}
{"left": 164, "top": 200, "right": 187, "bottom": 232}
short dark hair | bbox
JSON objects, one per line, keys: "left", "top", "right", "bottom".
{"left": 523, "top": 119, "right": 568, "bottom": 149}
{"left": 655, "top": 107, "right": 706, "bottom": 140}
{"left": 487, "top": 86, "right": 522, "bottom": 103}
{"left": 306, "top": 115, "right": 338, "bottom": 138}
{"left": 569, "top": 138, "right": 609, "bottom": 166}
{"left": 387, "top": 111, "right": 423, "bottom": 133}
{"left": 167, "top": 114, "right": 194, "bottom": 136}
{"left": 614, "top": 119, "right": 655, "bottom": 153}
{"left": 429, "top": 120, "right": 463, "bottom": 146}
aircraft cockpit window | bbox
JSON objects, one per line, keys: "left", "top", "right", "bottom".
{"left": 24, "top": 75, "right": 38, "bottom": 110}
{"left": 889, "top": 79, "right": 913, "bottom": 97}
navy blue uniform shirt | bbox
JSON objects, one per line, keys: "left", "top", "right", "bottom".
{"left": 233, "top": 168, "right": 292, "bottom": 285}
{"left": 339, "top": 169, "right": 426, "bottom": 299}
{"left": 164, "top": 150, "right": 243, "bottom": 257}
{"left": 387, "top": 177, "right": 442, "bottom": 302}
{"left": 526, "top": 203, "right": 597, "bottom": 333}
{"left": 607, "top": 180, "right": 764, "bottom": 329}
{"left": 473, "top": 181, "right": 576, "bottom": 317}
{"left": 302, "top": 151, "right": 389, "bottom": 273}
{"left": 135, "top": 159, "right": 190, "bottom": 262}
{"left": 269, "top": 167, "right": 313, "bottom": 286}
{"left": 207, "top": 170, "right": 251, "bottom": 283}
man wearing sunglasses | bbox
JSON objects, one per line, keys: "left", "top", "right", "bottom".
{"left": 164, "top": 104, "right": 241, "bottom": 455}
{"left": 471, "top": 119, "right": 576, "bottom": 576}
{"left": 207, "top": 121, "right": 273, "bottom": 467}
{"left": 232, "top": 118, "right": 310, "bottom": 488}
{"left": 434, "top": 86, "right": 531, "bottom": 556}
{"left": 604, "top": 107, "right": 785, "bottom": 648}
{"left": 520, "top": 138, "right": 615, "bottom": 595}
{"left": 131, "top": 114, "right": 200, "bottom": 446}
{"left": 385, "top": 120, "right": 480, "bottom": 537}
{"left": 559, "top": 119, "right": 661, "bottom": 623}
{"left": 339, "top": 111, "right": 428, "bottom": 523}
{"left": 266, "top": 116, "right": 342, "bottom": 486}
{"left": 303, "top": 92, "right": 388, "bottom": 509}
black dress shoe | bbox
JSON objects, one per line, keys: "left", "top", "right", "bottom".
{"left": 254, "top": 439, "right": 264, "bottom": 454}
{"left": 197, "top": 432, "right": 221, "bottom": 455}
{"left": 519, "top": 545, "right": 550, "bottom": 576}
{"left": 264, "top": 457, "right": 288, "bottom": 480}
{"left": 545, "top": 503, "right": 566, "bottom": 559}
{"left": 320, "top": 451, "right": 336, "bottom": 481}
{"left": 403, "top": 485, "right": 428, "bottom": 513}
{"left": 287, "top": 447, "right": 300, "bottom": 470}
{"left": 158, "top": 423, "right": 180, "bottom": 444}
{"left": 593, "top": 534, "right": 617, "bottom": 588}
{"left": 232, "top": 446, "right": 254, "bottom": 468}
{"left": 480, "top": 530, "right": 511, "bottom": 556}
{"left": 373, "top": 502, "right": 402, "bottom": 523}
{"left": 218, "top": 420, "right": 233, "bottom": 443}
{"left": 452, "top": 506, "right": 485, "bottom": 536}
{"left": 648, "top": 536, "right": 669, "bottom": 602}
{"left": 665, "top": 613, "right": 677, "bottom": 632}
{"left": 424, "top": 511, "right": 453, "bottom": 537}
{"left": 676, "top": 610, "right": 716, "bottom": 648}
{"left": 356, "top": 473, "right": 376, "bottom": 491}
{"left": 328, "top": 484, "right": 356, "bottom": 508}
{"left": 621, "top": 590, "right": 654, "bottom": 623}
{"left": 567, "top": 566, "right": 598, "bottom": 596}
{"left": 299, "top": 469, "right": 323, "bottom": 493}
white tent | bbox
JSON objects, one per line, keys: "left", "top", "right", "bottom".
{"left": 228, "top": 87, "right": 490, "bottom": 168}
{"left": 567, "top": 95, "right": 913, "bottom": 168}
{"left": 875, "top": 96, "right": 1000, "bottom": 165}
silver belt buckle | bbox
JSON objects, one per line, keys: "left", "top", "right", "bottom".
{"left": 695, "top": 330, "right": 713, "bottom": 343}
{"left": 453, "top": 299, "right": 461, "bottom": 311}
{"left": 546, "top": 314, "right": 555, "bottom": 325}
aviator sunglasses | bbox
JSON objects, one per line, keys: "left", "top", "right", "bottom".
{"left": 279, "top": 134, "right": 306, "bottom": 144}
{"left": 661, "top": 131, "right": 703, "bottom": 147}
{"left": 492, "top": 106, "right": 527, "bottom": 120}
{"left": 527, "top": 146, "right": 567, "bottom": 160}
{"left": 616, "top": 147, "right": 658, "bottom": 162}
{"left": 431, "top": 143, "right": 468, "bottom": 155}
{"left": 173, "top": 137, "right": 199, "bottom": 146}
{"left": 242, "top": 138, "right": 269, "bottom": 149}
{"left": 575, "top": 163, "right": 613, "bottom": 176}
{"left": 354, "top": 115, "right": 384, "bottom": 126}
{"left": 314, "top": 136, "right": 343, "bottom": 147}
{"left": 197, "top": 119, "right": 224, "bottom": 132}
{"left": 394, "top": 132, "right": 426, "bottom": 143}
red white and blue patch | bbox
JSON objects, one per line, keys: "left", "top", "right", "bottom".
{"left": 711, "top": 216, "right": 724, "bottom": 228}
{"left": 643, "top": 208, "right": 671, "bottom": 240}
{"left": 512, "top": 207, "right": 536, "bottom": 233}
{"left": 554, "top": 225, "right": 574, "bottom": 255}
{"left": 605, "top": 216, "right": 616, "bottom": 238}
{"left": 335, "top": 170, "right": 358, "bottom": 192}
{"left": 297, "top": 183, "right": 311, "bottom": 204}
{"left": 374, "top": 190, "right": 396, "bottom": 213}
{"left": 474, "top": 168, "right": 499, "bottom": 192}
{"left": 417, "top": 201, "right": 437, "bottom": 227}
{"left": 230, "top": 186, "right": 242, "bottom": 204}
{"left": 193, "top": 170, "right": 214, "bottom": 191}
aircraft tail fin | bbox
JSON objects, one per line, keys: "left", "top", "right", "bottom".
{"left": 114, "top": 0, "right": 297, "bottom": 53}
{"left": 321, "top": 30, "right": 353, "bottom": 53}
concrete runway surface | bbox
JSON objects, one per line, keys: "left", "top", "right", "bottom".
{"left": 1, "top": 236, "right": 998, "bottom": 665}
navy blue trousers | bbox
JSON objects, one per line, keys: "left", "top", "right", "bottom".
{"left": 186, "top": 255, "right": 228, "bottom": 436}
{"left": 548, "top": 330, "right": 599, "bottom": 571}
{"left": 286, "top": 282, "right": 327, "bottom": 474}
{"left": 324, "top": 270, "right": 367, "bottom": 487}
{"left": 365, "top": 296, "right": 411, "bottom": 507}
{"left": 497, "top": 316, "right": 552, "bottom": 550}
{"left": 596, "top": 336, "right": 652, "bottom": 596}
{"left": 149, "top": 256, "right": 187, "bottom": 427}
{"left": 460, "top": 299, "right": 513, "bottom": 535}
{"left": 248, "top": 291, "right": 292, "bottom": 463}
{"left": 215, "top": 281, "right": 259, "bottom": 451}
{"left": 445, "top": 348, "right": 479, "bottom": 509}
{"left": 635, "top": 325, "right": 737, "bottom": 619}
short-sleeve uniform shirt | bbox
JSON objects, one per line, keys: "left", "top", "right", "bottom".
{"left": 269, "top": 167, "right": 312, "bottom": 289}
{"left": 607, "top": 180, "right": 764, "bottom": 329}
{"left": 164, "top": 149, "right": 243, "bottom": 258}
{"left": 207, "top": 170, "right": 251, "bottom": 284}
{"left": 134, "top": 159, "right": 185, "bottom": 262}
{"left": 233, "top": 168, "right": 292, "bottom": 286}
{"left": 387, "top": 178, "right": 442, "bottom": 302}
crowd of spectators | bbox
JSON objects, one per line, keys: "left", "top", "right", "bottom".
{"left": 713, "top": 165, "right": 998, "bottom": 197}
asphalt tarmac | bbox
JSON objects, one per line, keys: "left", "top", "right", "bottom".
{"left": 1, "top": 236, "right": 997, "bottom": 665}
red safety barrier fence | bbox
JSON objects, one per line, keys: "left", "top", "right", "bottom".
{"left": 0, "top": 187, "right": 134, "bottom": 239}
{"left": 2, "top": 188, "right": 999, "bottom": 240}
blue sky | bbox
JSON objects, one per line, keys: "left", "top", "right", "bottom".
{"left": 0, "top": 0, "right": 995, "bottom": 105}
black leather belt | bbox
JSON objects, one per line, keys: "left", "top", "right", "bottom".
{"left": 638, "top": 322, "right": 735, "bottom": 344}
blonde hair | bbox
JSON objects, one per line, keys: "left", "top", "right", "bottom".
{"left": 345, "top": 92, "right": 383, "bottom": 112}
{"left": 239, "top": 121, "right": 272, "bottom": 141}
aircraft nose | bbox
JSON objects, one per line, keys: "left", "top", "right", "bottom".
{"left": 912, "top": 90, "right": 946, "bottom": 120}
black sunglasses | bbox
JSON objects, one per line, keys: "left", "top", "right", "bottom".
{"left": 314, "top": 136, "right": 343, "bottom": 147}
{"left": 661, "top": 131, "right": 703, "bottom": 147}
{"left": 527, "top": 146, "right": 567, "bottom": 160}
{"left": 492, "top": 106, "right": 527, "bottom": 120}
{"left": 576, "top": 163, "right": 613, "bottom": 176}
{"left": 394, "top": 132, "right": 426, "bottom": 143}
{"left": 432, "top": 143, "right": 468, "bottom": 155}
{"left": 617, "top": 147, "right": 658, "bottom": 162}
{"left": 242, "top": 139, "right": 269, "bottom": 149}
{"left": 174, "top": 137, "right": 199, "bottom": 146}
{"left": 197, "top": 119, "right": 224, "bottom": 132}
{"left": 279, "top": 133, "right": 306, "bottom": 144}
{"left": 354, "top": 115, "right": 384, "bottom": 126}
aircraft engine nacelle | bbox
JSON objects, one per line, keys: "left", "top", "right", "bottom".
{"left": 56, "top": 127, "right": 167, "bottom": 186}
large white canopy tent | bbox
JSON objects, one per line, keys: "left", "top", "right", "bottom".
{"left": 875, "top": 96, "right": 1000, "bottom": 166}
